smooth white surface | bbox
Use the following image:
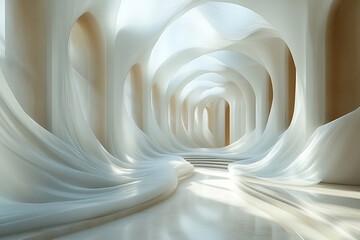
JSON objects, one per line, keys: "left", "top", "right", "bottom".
{"left": 58, "top": 168, "right": 360, "bottom": 240}
{"left": 57, "top": 168, "right": 295, "bottom": 240}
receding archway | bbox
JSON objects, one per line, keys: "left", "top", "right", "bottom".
{"left": 124, "top": 64, "right": 144, "bottom": 130}
{"left": 326, "top": 0, "right": 360, "bottom": 122}
{"left": 225, "top": 100, "right": 230, "bottom": 146}
{"left": 286, "top": 48, "right": 295, "bottom": 127}
{"left": 69, "top": 12, "right": 106, "bottom": 145}
{"left": 151, "top": 83, "right": 161, "bottom": 126}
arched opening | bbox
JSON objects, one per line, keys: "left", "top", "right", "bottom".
{"left": 203, "top": 107, "right": 210, "bottom": 132}
{"left": 286, "top": 48, "right": 296, "bottom": 127}
{"left": 225, "top": 101, "right": 230, "bottom": 146}
{"left": 266, "top": 74, "right": 273, "bottom": 129}
{"left": 124, "top": 64, "right": 143, "bottom": 130}
{"left": 3, "top": 0, "right": 48, "bottom": 128}
{"left": 326, "top": 0, "right": 360, "bottom": 122}
{"left": 209, "top": 98, "right": 230, "bottom": 148}
{"left": 182, "top": 99, "right": 189, "bottom": 132}
{"left": 169, "top": 95, "right": 177, "bottom": 134}
{"left": 151, "top": 83, "right": 161, "bottom": 126}
{"left": 69, "top": 12, "right": 106, "bottom": 145}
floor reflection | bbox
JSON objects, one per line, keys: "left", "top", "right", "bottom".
{"left": 234, "top": 176, "right": 360, "bottom": 240}
{"left": 57, "top": 169, "right": 294, "bottom": 240}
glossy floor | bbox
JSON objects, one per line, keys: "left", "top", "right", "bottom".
{"left": 57, "top": 168, "right": 295, "bottom": 240}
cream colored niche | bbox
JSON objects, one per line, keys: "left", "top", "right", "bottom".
{"left": 69, "top": 12, "right": 106, "bottom": 145}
